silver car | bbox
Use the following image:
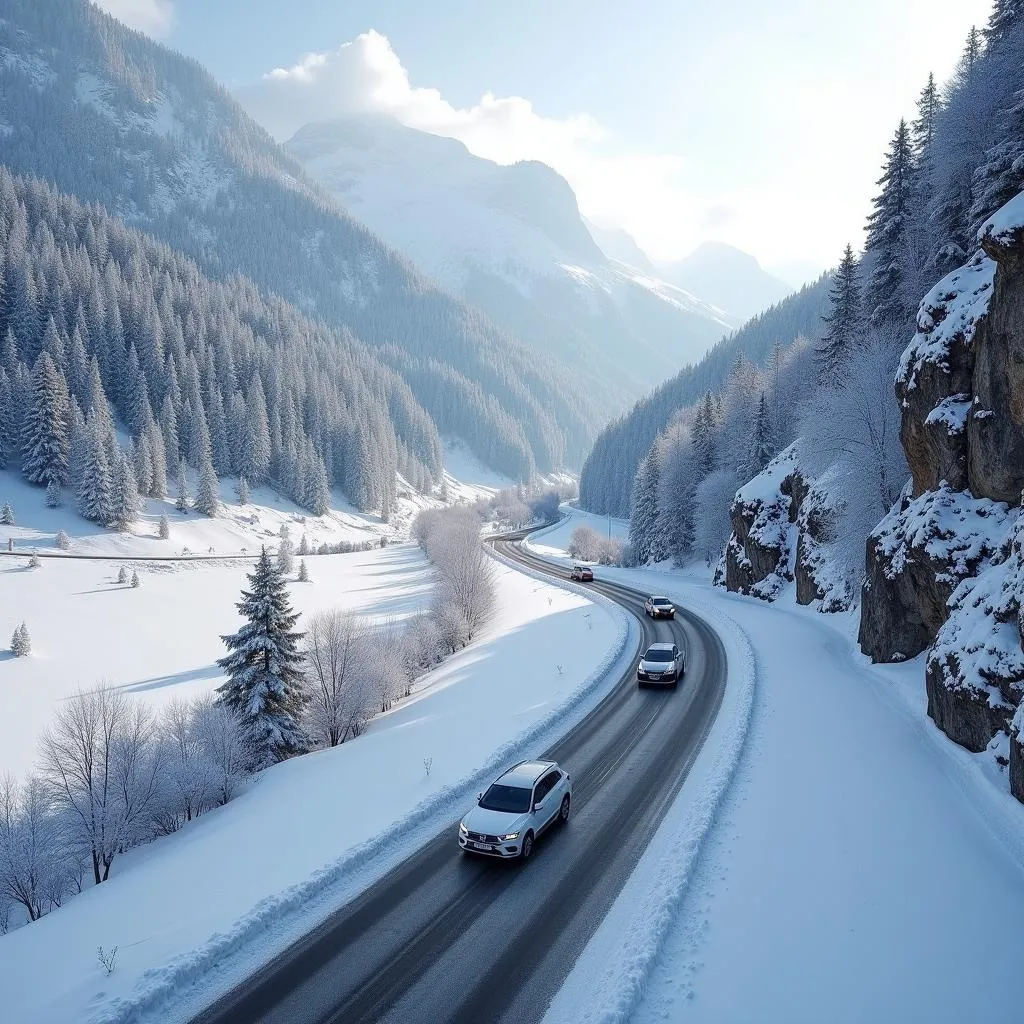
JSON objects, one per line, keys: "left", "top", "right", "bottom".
{"left": 637, "top": 641, "right": 684, "bottom": 686}
{"left": 458, "top": 760, "right": 572, "bottom": 860}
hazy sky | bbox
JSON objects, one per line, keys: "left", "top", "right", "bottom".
{"left": 99, "top": 0, "right": 993, "bottom": 284}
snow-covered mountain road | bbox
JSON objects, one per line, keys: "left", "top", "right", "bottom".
{"left": 190, "top": 537, "right": 728, "bottom": 1024}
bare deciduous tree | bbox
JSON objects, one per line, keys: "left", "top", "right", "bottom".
{"left": 38, "top": 684, "right": 164, "bottom": 885}
{"left": 303, "top": 609, "right": 372, "bottom": 746}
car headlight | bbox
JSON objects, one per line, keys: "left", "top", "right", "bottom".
{"left": 500, "top": 832, "right": 520, "bottom": 841}
{"left": 459, "top": 822, "right": 468, "bottom": 834}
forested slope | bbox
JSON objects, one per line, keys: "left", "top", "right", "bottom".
{"left": 0, "top": 0, "right": 593, "bottom": 476}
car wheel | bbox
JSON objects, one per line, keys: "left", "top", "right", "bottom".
{"left": 559, "top": 794, "right": 571, "bottom": 824}
{"left": 520, "top": 831, "right": 534, "bottom": 860}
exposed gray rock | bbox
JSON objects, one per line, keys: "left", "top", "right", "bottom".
{"left": 858, "top": 485, "right": 1011, "bottom": 662}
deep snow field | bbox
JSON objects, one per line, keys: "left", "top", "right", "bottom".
{"left": 528, "top": 512, "right": 1024, "bottom": 1024}
{"left": 0, "top": 479, "right": 633, "bottom": 1024}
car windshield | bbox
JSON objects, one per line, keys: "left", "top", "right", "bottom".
{"left": 479, "top": 783, "right": 532, "bottom": 813}
{"left": 645, "top": 648, "right": 674, "bottom": 662}
{"left": 652, "top": 598, "right": 671, "bottom": 606}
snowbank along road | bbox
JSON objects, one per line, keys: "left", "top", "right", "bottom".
{"left": 192, "top": 535, "right": 728, "bottom": 1024}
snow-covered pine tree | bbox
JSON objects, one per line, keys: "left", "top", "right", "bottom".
{"left": 146, "top": 417, "right": 168, "bottom": 498}
{"left": 28, "top": 552, "right": 40, "bottom": 569}
{"left": 970, "top": 88, "right": 1024, "bottom": 230}
{"left": 818, "top": 244, "right": 864, "bottom": 379}
{"left": 0, "top": 368, "right": 16, "bottom": 469}
{"left": 131, "top": 570, "right": 140, "bottom": 588}
{"left": 160, "top": 395, "right": 179, "bottom": 466}
{"left": 21, "top": 351, "right": 70, "bottom": 488}
{"left": 194, "top": 454, "right": 219, "bottom": 517}
{"left": 0, "top": 502, "right": 13, "bottom": 525}
{"left": 118, "top": 565, "right": 128, "bottom": 584}
{"left": 11, "top": 622, "right": 30, "bottom": 657}
{"left": 864, "top": 120, "right": 915, "bottom": 330}
{"left": 158, "top": 514, "right": 170, "bottom": 539}
{"left": 175, "top": 461, "right": 191, "bottom": 513}
{"left": 629, "top": 448, "right": 663, "bottom": 564}
{"left": 215, "top": 547, "right": 307, "bottom": 768}
{"left": 55, "top": 529, "right": 71, "bottom": 550}
{"left": 45, "top": 478, "right": 61, "bottom": 508}
{"left": 277, "top": 530, "right": 294, "bottom": 576}
{"left": 235, "top": 476, "right": 250, "bottom": 506}
{"left": 691, "top": 393, "right": 718, "bottom": 479}
{"left": 297, "top": 534, "right": 310, "bottom": 557}
{"left": 76, "top": 416, "right": 114, "bottom": 526}
{"left": 297, "top": 559, "right": 309, "bottom": 583}
{"left": 111, "top": 449, "right": 141, "bottom": 531}
{"left": 130, "top": 434, "right": 153, "bottom": 498}
{"left": 746, "top": 393, "right": 775, "bottom": 476}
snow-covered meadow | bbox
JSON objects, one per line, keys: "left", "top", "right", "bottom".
{"left": 0, "top": 492, "right": 631, "bottom": 1024}
{"left": 531, "top": 510, "right": 1024, "bottom": 1024}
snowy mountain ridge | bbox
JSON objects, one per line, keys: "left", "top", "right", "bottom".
{"left": 286, "top": 115, "right": 738, "bottom": 404}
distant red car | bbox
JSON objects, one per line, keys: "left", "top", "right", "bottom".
{"left": 570, "top": 564, "right": 594, "bottom": 582}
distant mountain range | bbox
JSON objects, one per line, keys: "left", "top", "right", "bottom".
{"left": 285, "top": 116, "right": 739, "bottom": 406}
{"left": 657, "top": 242, "right": 793, "bottom": 324}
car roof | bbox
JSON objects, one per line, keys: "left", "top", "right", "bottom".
{"left": 499, "top": 759, "right": 557, "bottom": 787}
{"left": 646, "top": 642, "right": 675, "bottom": 652}
{"left": 650, "top": 595, "right": 672, "bottom": 602}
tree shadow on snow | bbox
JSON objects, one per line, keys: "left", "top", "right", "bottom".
{"left": 116, "top": 664, "right": 222, "bottom": 693}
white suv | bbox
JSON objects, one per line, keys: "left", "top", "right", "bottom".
{"left": 458, "top": 760, "right": 572, "bottom": 860}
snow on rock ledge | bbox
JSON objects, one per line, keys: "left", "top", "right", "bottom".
{"left": 859, "top": 485, "right": 1011, "bottom": 663}
{"left": 895, "top": 252, "right": 994, "bottom": 496}
{"left": 723, "top": 446, "right": 800, "bottom": 600}
{"left": 722, "top": 444, "right": 851, "bottom": 610}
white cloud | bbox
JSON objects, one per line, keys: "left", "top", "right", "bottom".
{"left": 94, "top": 0, "right": 175, "bottom": 38}
{"left": 238, "top": 31, "right": 712, "bottom": 262}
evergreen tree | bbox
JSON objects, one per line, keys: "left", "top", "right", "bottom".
{"left": 11, "top": 622, "right": 30, "bottom": 657}
{"left": 818, "top": 245, "right": 864, "bottom": 378}
{"left": 746, "top": 393, "right": 774, "bottom": 475}
{"left": 76, "top": 416, "right": 114, "bottom": 526}
{"left": 158, "top": 514, "right": 170, "bottom": 539}
{"left": 175, "top": 460, "right": 191, "bottom": 513}
{"left": 629, "top": 448, "right": 663, "bottom": 564}
{"left": 130, "top": 434, "right": 153, "bottom": 497}
{"left": 160, "top": 394, "right": 180, "bottom": 466}
{"left": 146, "top": 417, "right": 168, "bottom": 498}
{"left": 45, "top": 478, "right": 61, "bottom": 508}
{"left": 235, "top": 476, "right": 250, "bottom": 505}
{"left": 0, "top": 369, "right": 17, "bottom": 469}
{"left": 215, "top": 548, "right": 307, "bottom": 768}
{"left": 277, "top": 528, "right": 294, "bottom": 576}
{"left": 970, "top": 88, "right": 1024, "bottom": 230}
{"left": 912, "top": 73, "right": 940, "bottom": 157}
{"left": 111, "top": 449, "right": 141, "bottom": 531}
{"left": 864, "top": 120, "right": 915, "bottom": 330}
{"left": 0, "top": 502, "right": 13, "bottom": 525}
{"left": 118, "top": 565, "right": 128, "bottom": 584}
{"left": 194, "top": 454, "right": 220, "bottom": 517}
{"left": 297, "top": 559, "right": 309, "bottom": 583}
{"left": 691, "top": 393, "right": 718, "bottom": 478}
{"left": 21, "top": 351, "right": 70, "bottom": 487}
{"left": 131, "top": 570, "right": 140, "bottom": 588}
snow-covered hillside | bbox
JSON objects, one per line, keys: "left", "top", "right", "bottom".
{"left": 287, "top": 115, "right": 736, "bottom": 403}
{"left": 0, "top": 501, "right": 629, "bottom": 1024}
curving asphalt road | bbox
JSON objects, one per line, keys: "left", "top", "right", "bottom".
{"left": 192, "top": 536, "right": 727, "bottom": 1024}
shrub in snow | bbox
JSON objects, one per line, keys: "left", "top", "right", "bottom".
{"left": 568, "top": 525, "right": 603, "bottom": 562}
{"left": 97, "top": 945, "right": 118, "bottom": 976}
{"left": 117, "top": 565, "right": 128, "bottom": 585}
{"left": 158, "top": 514, "right": 170, "bottom": 540}
{"left": 55, "top": 529, "right": 70, "bottom": 551}
{"left": 297, "top": 559, "right": 309, "bottom": 583}
{"left": 10, "top": 623, "right": 30, "bottom": 657}
{"left": 27, "top": 553, "right": 41, "bottom": 569}
{"left": 45, "top": 479, "right": 61, "bottom": 508}
{"left": 0, "top": 502, "right": 13, "bottom": 525}
{"left": 423, "top": 756, "right": 433, "bottom": 778}
{"left": 131, "top": 570, "right": 140, "bottom": 588}
{"left": 216, "top": 547, "right": 308, "bottom": 769}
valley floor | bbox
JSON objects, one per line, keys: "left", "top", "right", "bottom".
{"left": 530, "top": 512, "right": 1024, "bottom": 1024}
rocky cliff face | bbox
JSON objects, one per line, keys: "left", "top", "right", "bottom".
{"left": 722, "top": 444, "right": 852, "bottom": 611}
{"left": 860, "top": 190, "right": 1024, "bottom": 799}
